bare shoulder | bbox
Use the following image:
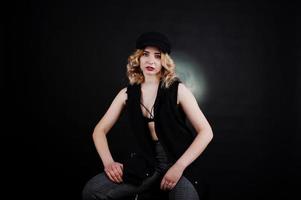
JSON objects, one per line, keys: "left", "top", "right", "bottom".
{"left": 177, "top": 83, "right": 195, "bottom": 104}
{"left": 94, "top": 87, "right": 128, "bottom": 134}
{"left": 178, "top": 82, "right": 191, "bottom": 96}
{"left": 178, "top": 82, "right": 188, "bottom": 92}
{"left": 117, "top": 87, "right": 128, "bottom": 106}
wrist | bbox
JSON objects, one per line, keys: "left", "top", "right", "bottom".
{"left": 175, "top": 160, "right": 187, "bottom": 171}
{"left": 103, "top": 158, "right": 114, "bottom": 168}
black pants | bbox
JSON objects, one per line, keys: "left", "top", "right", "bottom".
{"left": 82, "top": 141, "right": 199, "bottom": 200}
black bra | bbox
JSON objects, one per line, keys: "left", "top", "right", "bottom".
{"left": 140, "top": 102, "right": 155, "bottom": 123}
{"left": 143, "top": 115, "right": 155, "bottom": 123}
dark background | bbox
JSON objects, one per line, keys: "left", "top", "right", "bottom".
{"left": 5, "top": 1, "right": 300, "bottom": 200}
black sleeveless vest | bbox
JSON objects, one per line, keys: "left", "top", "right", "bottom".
{"left": 122, "top": 79, "right": 208, "bottom": 198}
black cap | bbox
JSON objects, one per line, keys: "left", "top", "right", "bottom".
{"left": 135, "top": 31, "right": 171, "bottom": 54}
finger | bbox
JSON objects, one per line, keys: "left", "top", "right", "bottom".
{"left": 108, "top": 170, "right": 120, "bottom": 183}
{"left": 110, "top": 167, "right": 119, "bottom": 179}
{"left": 167, "top": 182, "right": 174, "bottom": 190}
{"left": 105, "top": 170, "right": 115, "bottom": 183}
{"left": 164, "top": 182, "right": 171, "bottom": 191}
{"left": 116, "top": 171, "right": 123, "bottom": 182}
{"left": 118, "top": 165, "right": 124, "bottom": 176}
{"left": 161, "top": 178, "right": 169, "bottom": 189}
{"left": 160, "top": 179, "right": 165, "bottom": 190}
{"left": 161, "top": 178, "right": 172, "bottom": 190}
{"left": 162, "top": 183, "right": 167, "bottom": 191}
{"left": 114, "top": 165, "right": 123, "bottom": 178}
{"left": 116, "top": 163, "right": 123, "bottom": 177}
{"left": 106, "top": 170, "right": 116, "bottom": 182}
{"left": 166, "top": 181, "right": 173, "bottom": 190}
{"left": 162, "top": 181, "right": 169, "bottom": 191}
{"left": 112, "top": 167, "right": 122, "bottom": 182}
{"left": 167, "top": 180, "right": 175, "bottom": 190}
{"left": 105, "top": 166, "right": 120, "bottom": 183}
{"left": 117, "top": 168, "right": 123, "bottom": 181}
{"left": 161, "top": 183, "right": 165, "bottom": 190}
{"left": 112, "top": 172, "right": 121, "bottom": 183}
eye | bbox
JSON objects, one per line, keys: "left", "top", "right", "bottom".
{"left": 155, "top": 54, "right": 161, "bottom": 59}
{"left": 142, "top": 52, "right": 148, "bottom": 56}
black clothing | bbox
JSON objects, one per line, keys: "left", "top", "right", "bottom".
{"left": 123, "top": 78, "right": 208, "bottom": 199}
{"left": 143, "top": 115, "right": 155, "bottom": 123}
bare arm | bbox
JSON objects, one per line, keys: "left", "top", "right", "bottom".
{"left": 92, "top": 87, "right": 127, "bottom": 182}
{"left": 174, "top": 83, "right": 213, "bottom": 169}
{"left": 161, "top": 83, "right": 213, "bottom": 190}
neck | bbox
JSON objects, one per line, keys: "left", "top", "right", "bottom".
{"left": 143, "top": 75, "right": 160, "bottom": 86}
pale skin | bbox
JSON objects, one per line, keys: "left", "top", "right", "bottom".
{"left": 92, "top": 46, "right": 213, "bottom": 191}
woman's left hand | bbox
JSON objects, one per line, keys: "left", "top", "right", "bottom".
{"left": 160, "top": 163, "right": 185, "bottom": 191}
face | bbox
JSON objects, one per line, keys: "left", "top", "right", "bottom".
{"left": 139, "top": 46, "right": 162, "bottom": 77}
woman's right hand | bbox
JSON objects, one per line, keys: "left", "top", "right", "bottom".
{"left": 104, "top": 161, "right": 124, "bottom": 183}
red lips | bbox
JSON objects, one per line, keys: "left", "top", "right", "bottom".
{"left": 146, "top": 66, "right": 155, "bottom": 71}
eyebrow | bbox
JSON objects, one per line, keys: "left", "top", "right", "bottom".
{"left": 143, "top": 50, "right": 161, "bottom": 54}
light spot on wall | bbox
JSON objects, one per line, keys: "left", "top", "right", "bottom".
{"left": 173, "top": 51, "right": 207, "bottom": 102}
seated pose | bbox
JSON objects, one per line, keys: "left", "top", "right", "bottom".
{"left": 82, "top": 31, "right": 213, "bottom": 200}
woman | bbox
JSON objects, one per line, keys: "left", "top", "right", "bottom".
{"left": 82, "top": 32, "right": 213, "bottom": 200}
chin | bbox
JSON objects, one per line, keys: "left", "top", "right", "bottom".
{"left": 145, "top": 71, "right": 159, "bottom": 75}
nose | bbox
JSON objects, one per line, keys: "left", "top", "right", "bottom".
{"left": 146, "top": 57, "right": 155, "bottom": 64}
{"left": 147, "top": 60, "right": 154, "bottom": 64}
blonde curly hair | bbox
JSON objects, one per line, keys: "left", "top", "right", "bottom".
{"left": 126, "top": 49, "right": 178, "bottom": 88}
